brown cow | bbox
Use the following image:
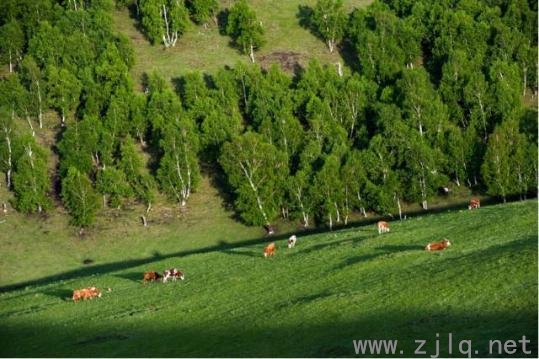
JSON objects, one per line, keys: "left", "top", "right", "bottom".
{"left": 264, "top": 242, "right": 276, "bottom": 258}
{"left": 72, "top": 287, "right": 102, "bottom": 302}
{"left": 377, "top": 221, "right": 390, "bottom": 234}
{"left": 425, "top": 239, "right": 452, "bottom": 251}
{"left": 143, "top": 271, "right": 162, "bottom": 282}
{"left": 468, "top": 198, "right": 480, "bottom": 210}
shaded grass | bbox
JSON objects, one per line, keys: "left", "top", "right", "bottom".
{"left": 0, "top": 200, "right": 536, "bottom": 357}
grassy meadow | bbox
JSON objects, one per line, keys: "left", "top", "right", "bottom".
{"left": 0, "top": 199, "right": 536, "bottom": 357}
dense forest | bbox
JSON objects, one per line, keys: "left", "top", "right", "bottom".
{"left": 0, "top": 0, "right": 537, "bottom": 230}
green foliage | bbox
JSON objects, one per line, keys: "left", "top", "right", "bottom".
{"left": 61, "top": 166, "right": 100, "bottom": 227}
{"left": 120, "top": 135, "right": 156, "bottom": 207}
{"left": 156, "top": 118, "right": 201, "bottom": 206}
{"left": 11, "top": 136, "right": 52, "bottom": 213}
{"left": 96, "top": 166, "right": 133, "bottom": 208}
{"left": 186, "top": 0, "right": 218, "bottom": 24}
{"left": 0, "top": 20, "right": 25, "bottom": 71}
{"left": 225, "top": 0, "right": 265, "bottom": 61}
{"left": 481, "top": 116, "right": 535, "bottom": 201}
{"left": 220, "top": 132, "right": 287, "bottom": 226}
{"left": 140, "top": 0, "right": 190, "bottom": 47}
{"left": 57, "top": 117, "right": 101, "bottom": 177}
{"left": 311, "top": 0, "right": 347, "bottom": 52}
{"left": 45, "top": 65, "right": 82, "bottom": 123}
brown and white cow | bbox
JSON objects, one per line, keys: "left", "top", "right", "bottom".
{"left": 287, "top": 235, "right": 297, "bottom": 248}
{"left": 163, "top": 268, "right": 185, "bottom": 283}
{"left": 72, "top": 286, "right": 102, "bottom": 302}
{"left": 425, "top": 239, "right": 452, "bottom": 251}
{"left": 468, "top": 198, "right": 480, "bottom": 210}
{"left": 377, "top": 221, "right": 390, "bottom": 234}
{"left": 264, "top": 242, "right": 276, "bottom": 258}
{"left": 143, "top": 271, "right": 162, "bottom": 282}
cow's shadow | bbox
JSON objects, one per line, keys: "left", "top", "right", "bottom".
{"left": 43, "top": 288, "right": 73, "bottom": 301}
{"left": 114, "top": 272, "right": 144, "bottom": 283}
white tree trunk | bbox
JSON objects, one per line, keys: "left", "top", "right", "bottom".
{"left": 239, "top": 162, "right": 269, "bottom": 225}
{"left": 3, "top": 126, "right": 12, "bottom": 188}
{"left": 357, "top": 192, "right": 367, "bottom": 217}
{"left": 249, "top": 43, "right": 255, "bottom": 63}
{"left": 9, "top": 49, "right": 13, "bottom": 73}
{"left": 294, "top": 186, "right": 309, "bottom": 227}
{"left": 161, "top": 5, "right": 178, "bottom": 48}
{"left": 36, "top": 80, "right": 43, "bottom": 129}
{"left": 522, "top": 66, "right": 527, "bottom": 96}
{"left": 395, "top": 194, "right": 402, "bottom": 220}
{"left": 25, "top": 111, "right": 35, "bottom": 137}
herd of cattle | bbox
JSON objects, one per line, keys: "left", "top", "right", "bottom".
{"left": 72, "top": 198, "right": 480, "bottom": 302}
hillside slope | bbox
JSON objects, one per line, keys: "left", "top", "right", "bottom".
{"left": 112, "top": 0, "right": 372, "bottom": 85}
{"left": 0, "top": 200, "right": 536, "bottom": 357}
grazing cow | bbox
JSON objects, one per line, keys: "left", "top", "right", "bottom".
{"left": 143, "top": 271, "right": 162, "bottom": 282}
{"left": 264, "top": 242, "right": 276, "bottom": 258}
{"left": 265, "top": 224, "right": 276, "bottom": 235}
{"left": 288, "top": 235, "right": 297, "bottom": 248}
{"left": 468, "top": 198, "right": 480, "bottom": 210}
{"left": 72, "top": 286, "right": 102, "bottom": 302}
{"left": 425, "top": 239, "right": 452, "bottom": 251}
{"left": 163, "top": 268, "right": 185, "bottom": 283}
{"left": 377, "top": 221, "right": 390, "bottom": 234}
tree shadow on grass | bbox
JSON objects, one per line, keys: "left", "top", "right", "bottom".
{"left": 335, "top": 244, "right": 430, "bottom": 270}
{"left": 296, "top": 5, "right": 316, "bottom": 36}
{"left": 222, "top": 248, "right": 261, "bottom": 258}
{"left": 2, "top": 310, "right": 536, "bottom": 357}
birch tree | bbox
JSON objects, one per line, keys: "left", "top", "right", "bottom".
{"left": 311, "top": 0, "right": 346, "bottom": 53}
{"left": 0, "top": 20, "right": 25, "bottom": 73}
{"left": 186, "top": 0, "right": 218, "bottom": 26}
{"left": 21, "top": 56, "right": 45, "bottom": 130}
{"left": 61, "top": 166, "right": 100, "bottom": 227}
{"left": 220, "top": 132, "right": 287, "bottom": 226}
{"left": 157, "top": 118, "right": 200, "bottom": 207}
{"left": 289, "top": 167, "right": 315, "bottom": 227}
{"left": 225, "top": 0, "right": 265, "bottom": 62}
{"left": 96, "top": 166, "right": 132, "bottom": 208}
{"left": 481, "top": 116, "right": 534, "bottom": 202}
{"left": 342, "top": 150, "right": 369, "bottom": 218}
{"left": 12, "top": 136, "right": 52, "bottom": 214}
{"left": 140, "top": 0, "right": 190, "bottom": 47}
{"left": 45, "top": 65, "right": 82, "bottom": 125}
{"left": 0, "top": 107, "right": 15, "bottom": 188}
{"left": 120, "top": 135, "right": 156, "bottom": 212}
{"left": 313, "top": 154, "right": 344, "bottom": 230}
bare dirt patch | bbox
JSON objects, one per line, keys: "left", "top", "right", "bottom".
{"left": 259, "top": 51, "right": 302, "bottom": 72}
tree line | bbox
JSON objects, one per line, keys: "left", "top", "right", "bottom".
{"left": 0, "top": 0, "right": 536, "bottom": 230}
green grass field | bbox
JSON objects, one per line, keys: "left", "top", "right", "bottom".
{"left": 1, "top": 199, "right": 536, "bottom": 357}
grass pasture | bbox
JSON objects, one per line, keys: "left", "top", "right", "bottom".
{"left": 0, "top": 200, "right": 536, "bottom": 357}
